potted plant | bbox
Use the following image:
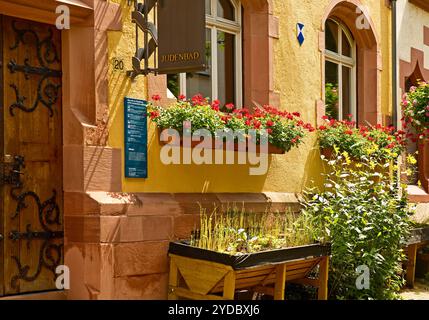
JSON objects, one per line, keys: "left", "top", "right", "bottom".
{"left": 168, "top": 208, "right": 331, "bottom": 300}
{"left": 402, "top": 81, "right": 429, "bottom": 191}
{"left": 318, "top": 116, "right": 406, "bottom": 162}
{"left": 148, "top": 94, "right": 315, "bottom": 155}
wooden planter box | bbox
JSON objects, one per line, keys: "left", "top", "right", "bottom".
{"left": 416, "top": 252, "right": 429, "bottom": 278}
{"left": 168, "top": 241, "right": 331, "bottom": 300}
{"left": 405, "top": 226, "right": 429, "bottom": 287}
{"left": 158, "top": 127, "right": 286, "bottom": 154}
{"left": 320, "top": 147, "right": 334, "bottom": 159}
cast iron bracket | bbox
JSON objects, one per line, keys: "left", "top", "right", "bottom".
{"left": 127, "top": 0, "right": 159, "bottom": 79}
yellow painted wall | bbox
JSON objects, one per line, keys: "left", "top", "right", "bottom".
{"left": 107, "top": 0, "right": 392, "bottom": 193}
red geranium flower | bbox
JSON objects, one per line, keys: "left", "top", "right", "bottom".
{"left": 149, "top": 111, "right": 159, "bottom": 119}
{"left": 211, "top": 99, "right": 220, "bottom": 111}
{"left": 151, "top": 94, "right": 161, "bottom": 102}
{"left": 225, "top": 103, "right": 235, "bottom": 111}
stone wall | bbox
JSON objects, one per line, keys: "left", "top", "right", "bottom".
{"left": 64, "top": 191, "right": 300, "bottom": 299}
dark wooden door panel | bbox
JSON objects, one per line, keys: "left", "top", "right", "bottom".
{"left": 1, "top": 15, "right": 63, "bottom": 296}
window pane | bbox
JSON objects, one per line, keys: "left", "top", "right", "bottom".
{"left": 342, "top": 66, "right": 352, "bottom": 120}
{"left": 325, "top": 61, "right": 339, "bottom": 120}
{"left": 167, "top": 74, "right": 180, "bottom": 98}
{"left": 217, "top": 0, "right": 235, "bottom": 21}
{"left": 217, "top": 31, "right": 235, "bottom": 104}
{"left": 186, "top": 28, "right": 212, "bottom": 99}
{"left": 205, "top": 0, "right": 211, "bottom": 15}
{"left": 325, "top": 20, "right": 338, "bottom": 53}
{"left": 342, "top": 30, "right": 352, "bottom": 57}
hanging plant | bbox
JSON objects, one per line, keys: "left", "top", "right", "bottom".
{"left": 401, "top": 81, "right": 429, "bottom": 143}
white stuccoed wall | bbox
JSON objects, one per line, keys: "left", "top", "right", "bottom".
{"left": 397, "top": 0, "right": 429, "bottom": 70}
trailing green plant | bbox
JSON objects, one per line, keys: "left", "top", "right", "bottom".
{"left": 190, "top": 206, "right": 317, "bottom": 255}
{"left": 318, "top": 117, "right": 406, "bottom": 162}
{"left": 301, "top": 150, "right": 414, "bottom": 300}
{"left": 148, "top": 94, "right": 315, "bottom": 153}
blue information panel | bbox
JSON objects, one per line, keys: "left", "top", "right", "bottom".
{"left": 124, "top": 97, "right": 148, "bottom": 178}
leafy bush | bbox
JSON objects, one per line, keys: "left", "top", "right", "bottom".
{"left": 318, "top": 117, "right": 406, "bottom": 161}
{"left": 401, "top": 81, "right": 429, "bottom": 142}
{"left": 301, "top": 151, "right": 413, "bottom": 299}
{"left": 148, "top": 94, "right": 315, "bottom": 153}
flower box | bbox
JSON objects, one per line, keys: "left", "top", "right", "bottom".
{"left": 168, "top": 241, "right": 331, "bottom": 300}
{"left": 320, "top": 147, "right": 334, "bottom": 159}
{"left": 157, "top": 128, "right": 286, "bottom": 154}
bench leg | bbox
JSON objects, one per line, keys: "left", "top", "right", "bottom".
{"left": 318, "top": 256, "right": 329, "bottom": 300}
{"left": 274, "top": 264, "right": 287, "bottom": 300}
{"left": 406, "top": 244, "right": 418, "bottom": 288}
{"left": 168, "top": 259, "right": 179, "bottom": 300}
{"left": 223, "top": 271, "right": 236, "bottom": 300}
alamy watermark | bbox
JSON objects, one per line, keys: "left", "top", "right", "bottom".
{"left": 56, "top": 5, "right": 70, "bottom": 30}
{"left": 159, "top": 122, "right": 269, "bottom": 176}
{"left": 355, "top": 6, "right": 371, "bottom": 30}
{"left": 355, "top": 265, "right": 370, "bottom": 290}
{"left": 55, "top": 265, "right": 70, "bottom": 290}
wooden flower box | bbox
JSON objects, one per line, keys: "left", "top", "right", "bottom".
{"left": 416, "top": 251, "right": 429, "bottom": 278}
{"left": 168, "top": 241, "right": 331, "bottom": 300}
{"left": 405, "top": 226, "right": 429, "bottom": 287}
{"left": 157, "top": 128, "right": 286, "bottom": 154}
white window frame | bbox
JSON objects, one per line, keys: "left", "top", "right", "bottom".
{"left": 178, "top": 0, "right": 242, "bottom": 105}
{"left": 325, "top": 19, "right": 357, "bottom": 121}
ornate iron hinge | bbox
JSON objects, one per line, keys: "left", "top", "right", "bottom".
{"left": 9, "top": 225, "right": 64, "bottom": 243}
{"left": 1, "top": 155, "right": 24, "bottom": 187}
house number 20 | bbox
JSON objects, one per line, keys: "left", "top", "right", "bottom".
{"left": 112, "top": 58, "right": 124, "bottom": 71}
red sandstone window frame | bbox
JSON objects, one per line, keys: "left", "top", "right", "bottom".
{"left": 319, "top": 0, "right": 382, "bottom": 126}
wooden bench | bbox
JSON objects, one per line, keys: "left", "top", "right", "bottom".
{"left": 168, "top": 253, "right": 329, "bottom": 300}
{"left": 405, "top": 227, "right": 429, "bottom": 287}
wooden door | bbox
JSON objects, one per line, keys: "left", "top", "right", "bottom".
{"left": 0, "top": 15, "right": 63, "bottom": 296}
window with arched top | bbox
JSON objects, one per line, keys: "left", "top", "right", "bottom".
{"left": 324, "top": 18, "right": 356, "bottom": 121}
{"left": 168, "top": 0, "right": 242, "bottom": 105}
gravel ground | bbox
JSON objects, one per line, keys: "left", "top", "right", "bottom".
{"left": 400, "top": 280, "right": 429, "bottom": 300}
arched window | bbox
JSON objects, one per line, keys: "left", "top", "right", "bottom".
{"left": 168, "top": 0, "right": 242, "bottom": 105}
{"left": 324, "top": 18, "right": 356, "bottom": 121}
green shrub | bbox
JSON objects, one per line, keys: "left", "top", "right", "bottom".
{"left": 301, "top": 151, "right": 413, "bottom": 299}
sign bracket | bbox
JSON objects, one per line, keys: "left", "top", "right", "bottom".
{"left": 127, "top": 0, "right": 159, "bottom": 79}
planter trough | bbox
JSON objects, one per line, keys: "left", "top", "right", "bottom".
{"left": 168, "top": 241, "right": 331, "bottom": 300}
{"left": 158, "top": 128, "right": 286, "bottom": 154}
